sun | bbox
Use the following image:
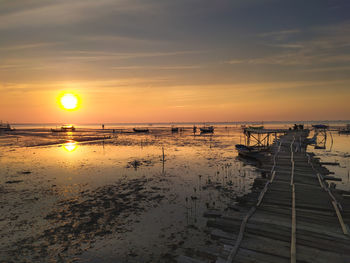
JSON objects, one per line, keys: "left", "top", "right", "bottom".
{"left": 59, "top": 93, "right": 80, "bottom": 110}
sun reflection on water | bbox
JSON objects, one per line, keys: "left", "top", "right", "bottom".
{"left": 62, "top": 140, "right": 78, "bottom": 152}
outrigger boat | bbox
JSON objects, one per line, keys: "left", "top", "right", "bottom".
{"left": 171, "top": 126, "right": 179, "bottom": 132}
{"left": 339, "top": 124, "right": 350, "bottom": 134}
{"left": 312, "top": 124, "right": 329, "bottom": 129}
{"left": 200, "top": 126, "right": 214, "bottom": 133}
{"left": 0, "top": 122, "right": 13, "bottom": 131}
{"left": 133, "top": 128, "right": 149, "bottom": 133}
{"left": 248, "top": 125, "right": 264, "bottom": 130}
{"left": 235, "top": 144, "right": 265, "bottom": 159}
{"left": 51, "top": 124, "right": 76, "bottom": 132}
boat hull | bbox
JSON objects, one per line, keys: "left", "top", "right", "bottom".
{"left": 133, "top": 128, "right": 149, "bottom": 133}
{"left": 200, "top": 126, "right": 214, "bottom": 133}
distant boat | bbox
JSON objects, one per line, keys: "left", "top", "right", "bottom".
{"left": 171, "top": 127, "right": 179, "bottom": 132}
{"left": 200, "top": 126, "right": 214, "bottom": 133}
{"left": 235, "top": 144, "right": 265, "bottom": 159}
{"left": 339, "top": 124, "right": 350, "bottom": 134}
{"left": 248, "top": 125, "right": 264, "bottom": 130}
{"left": 51, "top": 124, "right": 76, "bottom": 132}
{"left": 133, "top": 128, "right": 149, "bottom": 133}
{"left": 0, "top": 122, "right": 13, "bottom": 131}
{"left": 312, "top": 124, "right": 329, "bottom": 129}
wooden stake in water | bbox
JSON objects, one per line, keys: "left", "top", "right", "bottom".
{"left": 162, "top": 147, "right": 165, "bottom": 175}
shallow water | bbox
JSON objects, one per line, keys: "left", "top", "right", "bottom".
{"left": 308, "top": 130, "right": 350, "bottom": 191}
{"left": 0, "top": 123, "right": 349, "bottom": 262}
{"left": 0, "top": 126, "right": 259, "bottom": 262}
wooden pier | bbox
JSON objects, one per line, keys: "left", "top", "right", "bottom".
{"left": 178, "top": 130, "right": 350, "bottom": 263}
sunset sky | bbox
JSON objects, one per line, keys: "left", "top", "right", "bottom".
{"left": 1, "top": 0, "right": 349, "bottom": 123}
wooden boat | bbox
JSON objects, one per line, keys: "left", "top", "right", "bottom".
{"left": 312, "top": 124, "right": 329, "bottom": 129}
{"left": 51, "top": 124, "right": 76, "bottom": 132}
{"left": 248, "top": 125, "right": 264, "bottom": 130}
{"left": 133, "top": 128, "right": 149, "bottom": 133}
{"left": 0, "top": 123, "right": 12, "bottom": 131}
{"left": 339, "top": 124, "right": 350, "bottom": 134}
{"left": 0, "top": 122, "right": 13, "bottom": 131}
{"left": 235, "top": 144, "right": 265, "bottom": 159}
{"left": 200, "top": 126, "right": 214, "bottom": 133}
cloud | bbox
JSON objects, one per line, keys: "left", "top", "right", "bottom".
{"left": 227, "top": 21, "right": 350, "bottom": 66}
{"left": 60, "top": 50, "right": 205, "bottom": 61}
{"left": 302, "top": 66, "right": 350, "bottom": 72}
{"left": 0, "top": 42, "right": 60, "bottom": 51}
{"left": 265, "top": 43, "right": 304, "bottom": 49}
{"left": 258, "top": 29, "right": 300, "bottom": 40}
{"left": 0, "top": 0, "right": 155, "bottom": 29}
{"left": 111, "top": 65, "right": 204, "bottom": 70}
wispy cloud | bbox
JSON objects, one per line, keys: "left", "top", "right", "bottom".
{"left": 226, "top": 53, "right": 350, "bottom": 66}
{"left": 227, "top": 21, "right": 350, "bottom": 66}
{"left": 258, "top": 29, "right": 300, "bottom": 40}
{"left": 0, "top": 0, "right": 154, "bottom": 29}
{"left": 301, "top": 66, "right": 350, "bottom": 73}
{"left": 111, "top": 65, "right": 204, "bottom": 70}
{"left": 61, "top": 50, "right": 205, "bottom": 61}
{"left": 265, "top": 43, "right": 304, "bottom": 49}
{"left": 0, "top": 77, "right": 175, "bottom": 93}
{"left": 0, "top": 42, "right": 60, "bottom": 51}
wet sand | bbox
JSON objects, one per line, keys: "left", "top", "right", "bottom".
{"left": 0, "top": 126, "right": 259, "bottom": 262}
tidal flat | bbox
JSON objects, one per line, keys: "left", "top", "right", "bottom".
{"left": 0, "top": 126, "right": 259, "bottom": 262}
{"left": 1, "top": 125, "right": 349, "bottom": 262}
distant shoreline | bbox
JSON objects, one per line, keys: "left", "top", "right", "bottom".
{"left": 8, "top": 120, "right": 350, "bottom": 126}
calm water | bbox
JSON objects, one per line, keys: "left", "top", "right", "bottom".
{"left": 308, "top": 130, "right": 350, "bottom": 190}
{"left": 0, "top": 122, "right": 349, "bottom": 262}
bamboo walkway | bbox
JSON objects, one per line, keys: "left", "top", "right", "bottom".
{"left": 178, "top": 130, "right": 350, "bottom": 263}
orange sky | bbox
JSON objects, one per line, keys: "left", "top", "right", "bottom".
{"left": 2, "top": 80, "right": 349, "bottom": 123}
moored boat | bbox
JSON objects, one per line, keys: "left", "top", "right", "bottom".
{"left": 171, "top": 126, "right": 179, "bottom": 132}
{"left": 235, "top": 144, "right": 265, "bottom": 159}
{"left": 200, "top": 126, "right": 214, "bottom": 133}
{"left": 133, "top": 128, "right": 149, "bottom": 133}
{"left": 312, "top": 124, "right": 329, "bottom": 129}
{"left": 0, "top": 122, "right": 13, "bottom": 131}
{"left": 248, "top": 125, "right": 264, "bottom": 130}
{"left": 339, "top": 124, "right": 350, "bottom": 134}
{"left": 51, "top": 124, "right": 76, "bottom": 132}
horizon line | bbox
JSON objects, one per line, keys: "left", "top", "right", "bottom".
{"left": 7, "top": 120, "right": 350, "bottom": 125}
